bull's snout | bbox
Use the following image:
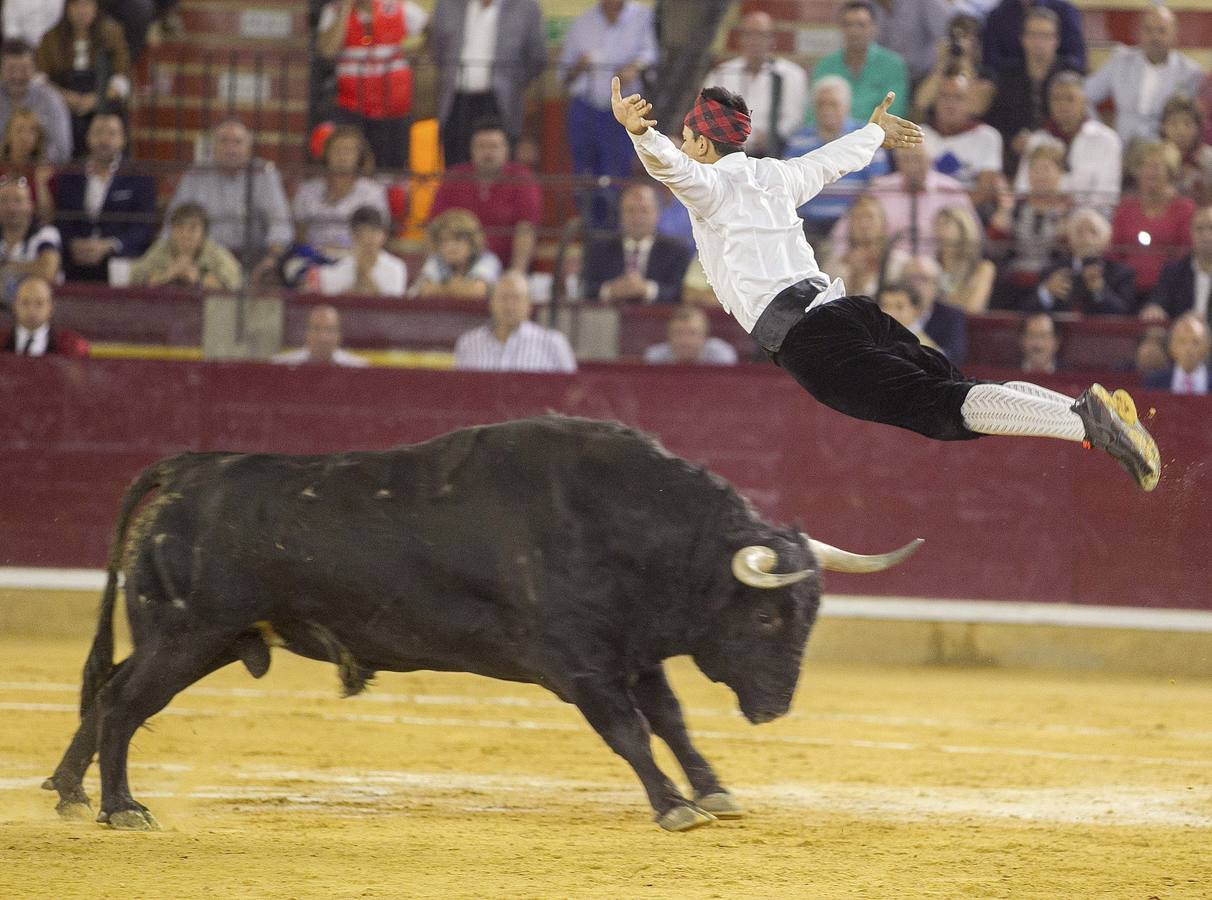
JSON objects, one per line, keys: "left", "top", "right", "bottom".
{"left": 743, "top": 706, "right": 786, "bottom": 725}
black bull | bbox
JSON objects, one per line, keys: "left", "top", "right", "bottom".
{"left": 44, "top": 415, "right": 919, "bottom": 831}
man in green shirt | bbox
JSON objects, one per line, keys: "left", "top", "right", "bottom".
{"left": 811, "top": 0, "right": 908, "bottom": 123}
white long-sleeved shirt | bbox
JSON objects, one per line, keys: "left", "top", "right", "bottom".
{"left": 627, "top": 123, "right": 885, "bottom": 332}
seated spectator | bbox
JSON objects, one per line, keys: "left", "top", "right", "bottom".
{"left": 784, "top": 76, "right": 890, "bottom": 237}
{"left": 165, "top": 119, "right": 292, "bottom": 280}
{"left": 912, "top": 13, "right": 993, "bottom": 121}
{"left": 1029, "top": 207, "right": 1133, "bottom": 316}
{"left": 1140, "top": 205, "right": 1212, "bottom": 323}
{"left": 921, "top": 73, "right": 1002, "bottom": 190}
{"left": 1160, "top": 95, "right": 1212, "bottom": 207}
{"left": 844, "top": 144, "right": 976, "bottom": 257}
{"left": 875, "top": 281, "right": 943, "bottom": 352}
{"left": 2, "top": 1, "right": 65, "bottom": 52}
{"left": 272, "top": 304, "right": 368, "bottom": 368}
{"left": 1, "top": 272, "right": 86, "bottom": 355}
{"left": 643, "top": 305, "right": 737, "bottom": 365}
{"left": 903, "top": 254, "right": 967, "bottom": 363}
{"left": 0, "top": 106, "right": 53, "bottom": 220}
{"left": 0, "top": 39, "right": 72, "bottom": 164}
{"left": 1083, "top": 6, "right": 1202, "bottom": 147}
{"left": 0, "top": 175, "right": 61, "bottom": 297}
{"left": 1142, "top": 313, "right": 1210, "bottom": 394}
{"left": 315, "top": 0, "right": 427, "bottom": 171}
{"left": 812, "top": 1, "right": 907, "bottom": 122}
{"left": 983, "top": 6, "right": 1064, "bottom": 179}
{"left": 822, "top": 194, "right": 907, "bottom": 297}
{"left": 316, "top": 206, "right": 405, "bottom": 297}
{"left": 990, "top": 143, "right": 1071, "bottom": 295}
{"left": 52, "top": 112, "right": 153, "bottom": 281}
{"left": 454, "top": 270, "right": 576, "bottom": 372}
{"left": 583, "top": 182, "right": 691, "bottom": 304}
{"left": 429, "top": 118, "right": 541, "bottom": 273}
{"left": 933, "top": 207, "right": 994, "bottom": 314}
{"left": 129, "top": 201, "right": 242, "bottom": 290}
{"left": 1018, "top": 312, "right": 1060, "bottom": 374}
{"left": 410, "top": 207, "right": 501, "bottom": 301}
{"left": 292, "top": 126, "right": 388, "bottom": 257}
{"left": 1014, "top": 72, "right": 1121, "bottom": 214}
{"left": 704, "top": 11, "right": 808, "bottom": 159}
{"left": 1111, "top": 140, "right": 1195, "bottom": 298}
{"left": 982, "top": 0, "right": 1085, "bottom": 74}
{"left": 36, "top": 0, "right": 130, "bottom": 158}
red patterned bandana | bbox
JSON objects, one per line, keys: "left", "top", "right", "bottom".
{"left": 683, "top": 95, "right": 751, "bottom": 146}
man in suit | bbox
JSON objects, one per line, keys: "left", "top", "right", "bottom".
{"left": 1142, "top": 206, "right": 1212, "bottom": 323}
{"left": 1028, "top": 207, "right": 1134, "bottom": 316}
{"left": 903, "top": 254, "right": 968, "bottom": 364}
{"left": 0, "top": 273, "right": 88, "bottom": 356}
{"left": 53, "top": 112, "right": 155, "bottom": 282}
{"left": 1142, "top": 313, "right": 1210, "bottom": 394}
{"left": 428, "top": 0, "right": 547, "bottom": 167}
{"left": 583, "top": 182, "right": 692, "bottom": 303}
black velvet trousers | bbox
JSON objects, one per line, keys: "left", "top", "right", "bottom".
{"left": 772, "top": 295, "right": 982, "bottom": 442}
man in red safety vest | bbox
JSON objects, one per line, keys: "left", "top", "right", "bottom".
{"left": 317, "top": 0, "right": 428, "bottom": 171}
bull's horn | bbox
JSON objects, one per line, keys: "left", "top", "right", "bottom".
{"left": 731, "top": 546, "right": 814, "bottom": 589}
{"left": 804, "top": 536, "right": 924, "bottom": 573}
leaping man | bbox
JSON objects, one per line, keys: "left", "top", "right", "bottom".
{"left": 611, "top": 77, "right": 1160, "bottom": 490}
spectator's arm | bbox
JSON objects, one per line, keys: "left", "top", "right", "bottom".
{"left": 207, "top": 243, "right": 245, "bottom": 290}
{"left": 109, "top": 176, "right": 157, "bottom": 257}
{"left": 43, "top": 91, "right": 74, "bottom": 164}
{"left": 558, "top": 20, "right": 589, "bottom": 86}
{"left": 633, "top": 6, "right": 660, "bottom": 70}
{"left": 1083, "top": 53, "right": 1116, "bottom": 110}
{"left": 260, "top": 164, "right": 295, "bottom": 254}
{"left": 316, "top": 0, "right": 352, "bottom": 61}
{"left": 520, "top": 0, "right": 549, "bottom": 86}
{"left": 510, "top": 221, "right": 535, "bottom": 272}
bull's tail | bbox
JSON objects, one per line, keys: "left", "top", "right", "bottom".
{"left": 79, "top": 461, "right": 171, "bottom": 717}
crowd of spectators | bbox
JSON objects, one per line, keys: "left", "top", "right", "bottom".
{"left": 2, "top": 0, "right": 1211, "bottom": 389}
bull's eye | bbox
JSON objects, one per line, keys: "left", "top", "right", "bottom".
{"left": 756, "top": 608, "right": 781, "bottom": 631}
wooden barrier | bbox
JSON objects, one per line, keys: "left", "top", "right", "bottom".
{"left": 0, "top": 356, "right": 1206, "bottom": 609}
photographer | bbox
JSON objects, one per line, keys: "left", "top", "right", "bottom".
{"left": 912, "top": 14, "right": 993, "bottom": 121}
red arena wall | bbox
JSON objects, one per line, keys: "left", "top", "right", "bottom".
{"left": 1, "top": 356, "right": 1208, "bottom": 609}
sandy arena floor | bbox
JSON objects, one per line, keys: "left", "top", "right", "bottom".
{"left": 1, "top": 632, "right": 1210, "bottom": 899}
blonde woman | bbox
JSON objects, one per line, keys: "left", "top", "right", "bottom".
{"left": 0, "top": 108, "right": 53, "bottom": 222}
{"left": 1110, "top": 139, "right": 1195, "bottom": 295}
{"left": 933, "top": 206, "right": 993, "bottom": 313}
{"left": 410, "top": 208, "right": 502, "bottom": 301}
{"left": 823, "top": 194, "right": 907, "bottom": 297}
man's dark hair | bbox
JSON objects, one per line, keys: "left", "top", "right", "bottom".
{"left": 469, "top": 117, "right": 507, "bottom": 140}
{"left": 877, "top": 281, "right": 922, "bottom": 308}
{"left": 690, "top": 86, "right": 750, "bottom": 157}
{"left": 840, "top": 1, "right": 876, "bottom": 20}
{"left": 1, "top": 38, "right": 34, "bottom": 58}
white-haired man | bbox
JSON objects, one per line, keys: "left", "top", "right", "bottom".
{"left": 611, "top": 76, "right": 1160, "bottom": 490}
{"left": 1031, "top": 208, "right": 1134, "bottom": 315}
{"left": 704, "top": 11, "right": 807, "bottom": 158}
{"left": 783, "top": 75, "right": 889, "bottom": 236}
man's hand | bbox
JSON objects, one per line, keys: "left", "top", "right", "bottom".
{"left": 611, "top": 76, "right": 656, "bottom": 136}
{"left": 868, "top": 92, "right": 923, "bottom": 150}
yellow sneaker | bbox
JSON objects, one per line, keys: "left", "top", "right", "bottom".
{"left": 1071, "top": 384, "right": 1161, "bottom": 491}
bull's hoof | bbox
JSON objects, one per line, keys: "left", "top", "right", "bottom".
{"left": 657, "top": 804, "right": 715, "bottom": 832}
{"left": 41, "top": 777, "right": 56, "bottom": 791}
{"left": 56, "top": 800, "right": 93, "bottom": 821}
{"left": 696, "top": 791, "right": 746, "bottom": 819}
{"left": 99, "top": 808, "right": 160, "bottom": 831}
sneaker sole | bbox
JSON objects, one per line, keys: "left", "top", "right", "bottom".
{"left": 1091, "top": 384, "right": 1161, "bottom": 491}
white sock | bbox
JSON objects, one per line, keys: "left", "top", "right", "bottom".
{"left": 961, "top": 383, "right": 1086, "bottom": 442}
{"left": 1002, "top": 380, "right": 1077, "bottom": 406}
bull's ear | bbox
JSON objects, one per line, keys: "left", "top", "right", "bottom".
{"left": 732, "top": 546, "right": 814, "bottom": 590}
{"left": 801, "top": 534, "right": 923, "bottom": 573}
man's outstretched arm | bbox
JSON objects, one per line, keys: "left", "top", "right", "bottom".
{"left": 610, "top": 76, "right": 723, "bottom": 220}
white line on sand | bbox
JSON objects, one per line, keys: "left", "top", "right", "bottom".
{"left": 6, "top": 766, "right": 1211, "bottom": 828}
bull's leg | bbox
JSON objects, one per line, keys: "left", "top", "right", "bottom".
{"left": 631, "top": 666, "right": 745, "bottom": 819}
{"left": 95, "top": 636, "right": 235, "bottom": 830}
{"left": 569, "top": 675, "right": 715, "bottom": 832}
